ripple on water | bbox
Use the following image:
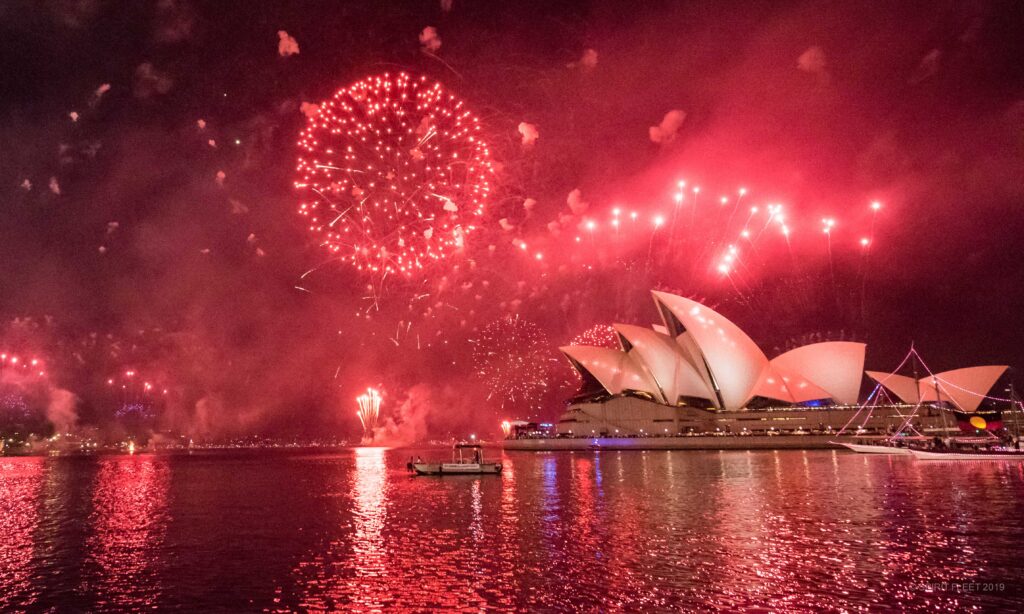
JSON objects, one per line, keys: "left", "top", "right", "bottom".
{"left": 0, "top": 449, "right": 1022, "bottom": 611}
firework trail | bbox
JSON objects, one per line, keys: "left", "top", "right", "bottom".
{"left": 860, "top": 201, "right": 882, "bottom": 320}
{"left": 356, "top": 387, "right": 382, "bottom": 441}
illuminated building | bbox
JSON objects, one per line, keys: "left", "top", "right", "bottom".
{"left": 540, "top": 291, "right": 1004, "bottom": 441}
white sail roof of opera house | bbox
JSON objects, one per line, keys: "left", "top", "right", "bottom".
{"left": 651, "top": 291, "right": 769, "bottom": 410}
{"left": 865, "top": 365, "right": 1008, "bottom": 413}
{"left": 766, "top": 342, "right": 867, "bottom": 405}
{"left": 560, "top": 345, "right": 662, "bottom": 399}
{"left": 561, "top": 290, "right": 867, "bottom": 410}
{"left": 612, "top": 324, "right": 712, "bottom": 404}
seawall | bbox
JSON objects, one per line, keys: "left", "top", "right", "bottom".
{"left": 502, "top": 434, "right": 850, "bottom": 451}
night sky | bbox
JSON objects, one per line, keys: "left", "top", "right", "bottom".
{"left": 1, "top": 0, "right": 1022, "bottom": 439}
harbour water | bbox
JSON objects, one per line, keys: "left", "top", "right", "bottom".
{"left": 2, "top": 448, "right": 1023, "bottom": 611}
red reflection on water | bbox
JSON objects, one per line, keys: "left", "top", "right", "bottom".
{"left": 499, "top": 452, "right": 518, "bottom": 534}
{"left": 0, "top": 458, "right": 43, "bottom": 608}
{"left": 83, "top": 455, "right": 169, "bottom": 610}
{"left": 710, "top": 451, "right": 797, "bottom": 606}
{"left": 573, "top": 456, "right": 594, "bottom": 507}
{"left": 694, "top": 451, "right": 1012, "bottom": 610}
{"left": 489, "top": 452, "right": 522, "bottom": 607}
{"left": 568, "top": 456, "right": 598, "bottom": 556}
{"left": 265, "top": 448, "right": 1024, "bottom": 611}
{"left": 348, "top": 446, "right": 389, "bottom": 606}
{"left": 289, "top": 446, "right": 393, "bottom": 612}
{"left": 377, "top": 459, "right": 502, "bottom": 610}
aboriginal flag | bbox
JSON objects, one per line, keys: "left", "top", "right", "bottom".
{"left": 954, "top": 410, "right": 1004, "bottom": 432}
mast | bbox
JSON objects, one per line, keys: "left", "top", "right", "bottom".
{"left": 910, "top": 349, "right": 925, "bottom": 427}
{"left": 913, "top": 348, "right": 949, "bottom": 436}
{"left": 1010, "top": 382, "right": 1021, "bottom": 440}
{"left": 932, "top": 375, "right": 951, "bottom": 436}
{"left": 910, "top": 345, "right": 920, "bottom": 404}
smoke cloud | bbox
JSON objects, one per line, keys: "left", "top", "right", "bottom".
{"left": 369, "top": 383, "right": 477, "bottom": 446}
{"left": 155, "top": 0, "right": 195, "bottom": 43}
{"left": 93, "top": 83, "right": 111, "bottom": 103}
{"left": 419, "top": 26, "right": 441, "bottom": 52}
{"left": 566, "top": 188, "right": 588, "bottom": 215}
{"left": 369, "top": 385, "right": 431, "bottom": 446}
{"left": 46, "top": 388, "right": 78, "bottom": 433}
{"left": 910, "top": 49, "right": 942, "bottom": 84}
{"left": 569, "top": 48, "right": 598, "bottom": 70}
{"left": 277, "top": 31, "right": 300, "bottom": 57}
{"left": 134, "top": 62, "right": 174, "bottom": 98}
{"left": 518, "top": 122, "right": 539, "bottom": 147}
{"left": 648, "top": 110, "right": 686, "bottom": 145}
{"left": 796, "top": 46, "right": 828, "bottom": 79}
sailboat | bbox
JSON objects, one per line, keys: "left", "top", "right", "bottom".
{"left": 836, "top": 348, "right": 1014, "bottom": 456}
{"left": 910, "top": 383, "right": 1024, "bottom": 461}
{"left": 833, "top": 357, "right": 925, "bottom": 454}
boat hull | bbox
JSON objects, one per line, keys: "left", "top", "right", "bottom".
{"left": 835, "top": 442, "right": 912, "bottom": 455}
{"left": 413, "top": 462, "right": 502, "bottom": 475}
{"left": 909, "top": 449, "right": 1024, "bottom": 461}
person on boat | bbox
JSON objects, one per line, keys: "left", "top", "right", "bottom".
{"left": 474, "top": 448, "right": 482, "bottom": 464}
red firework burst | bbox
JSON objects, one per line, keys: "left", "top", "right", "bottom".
{"left": 568, "top": 323, "right": 620, "bottom": 349}
{"left": 471, "top": 315, "right": 556, "bottom": 415}
{"left": 0, "top": 352, "right": 46, "bottom": 380}
{"left": 295, "top": 72, "right": 495, "bottom": 277}
{"left": 561, "top": 324, "right": 620, "bottom": 390}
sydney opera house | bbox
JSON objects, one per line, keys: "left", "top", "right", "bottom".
{"left": 506, "top": 291, "right": 1009, "bottom": 448}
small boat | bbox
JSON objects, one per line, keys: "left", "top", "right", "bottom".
{"left": 909, "top": 447, "right": 1024, "bottom": 461}
{"left": 412, "top": 443, "right": 502, "bottom": 475}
